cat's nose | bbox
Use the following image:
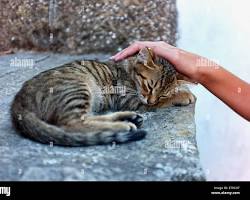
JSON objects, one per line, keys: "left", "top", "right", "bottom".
{"left": 147, "top": 97, "right": 158, "bottom": 105}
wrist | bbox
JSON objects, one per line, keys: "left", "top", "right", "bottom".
{"left": 195, "top": 66, "right": 216, "bottom": 85}
{"left": 195, "top": 66, "right": 206, "bottom": 84}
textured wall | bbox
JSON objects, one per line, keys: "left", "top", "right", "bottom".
{"left": 0, "top": 0, "right": 177, "bottom": 53}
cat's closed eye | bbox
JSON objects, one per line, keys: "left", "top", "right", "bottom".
{"left": 137, "top": 73, "right": 147, "bottom": 80}
{"left": 159, "top": 94, "right": 169, "bottom": 100}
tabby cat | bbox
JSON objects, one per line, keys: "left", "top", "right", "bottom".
{"left": 11, "top": 48, "right": 195, "bottom": 146}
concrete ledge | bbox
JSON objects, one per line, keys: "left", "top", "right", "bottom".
{"left": 0, "top": 52, "right": 205, "bottom": 181}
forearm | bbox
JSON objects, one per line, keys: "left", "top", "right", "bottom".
{"left": 197, "top": 65, "right": 250, "bottom": 121}
{"left": 164, "top": 47, "right": 250, "bottom": 121}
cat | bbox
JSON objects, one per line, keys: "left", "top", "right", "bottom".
{"left": 11, "top": 47, "right": 195, "bottom": 146}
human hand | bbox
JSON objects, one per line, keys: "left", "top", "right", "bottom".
{"left": 111, "top": 41, "right": 212, "bottom": 83}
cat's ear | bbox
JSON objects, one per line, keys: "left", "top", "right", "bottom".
{"left": 136, "top": 47, "right": 155, "bottom": 69}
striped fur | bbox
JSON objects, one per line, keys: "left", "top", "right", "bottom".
{"left": 11, "top": 48, "right": 195, "bottom": 146}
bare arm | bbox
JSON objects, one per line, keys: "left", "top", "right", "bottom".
{"left": 197, "top": 63, "right": 250, "bottom": 121}
{"left": 111, "top": 41, "right": 250, "bottom": 121}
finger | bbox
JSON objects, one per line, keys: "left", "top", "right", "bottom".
{"left": 110, "top": 45, "right": 136, "bottom": 60}
{"left": 110, "top": 48, "right": 127, "bottom": 59}
{"left": 111, "top": 41, "right": 175, "bottom": 61}
{"left": 114, "top": 41, "right": 169, "bottom": 61}
{"left": 114, "top": 43, "right": 142, "bottom": 61}
{"left": 152, "top": 45, "right": 180, "bottom": 63}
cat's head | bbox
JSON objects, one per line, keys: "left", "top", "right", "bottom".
{"left": 133, "top": 47, "right": 177, "bottom": 105}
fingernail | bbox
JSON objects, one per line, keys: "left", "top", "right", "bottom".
{"left": 109, "top": 56, "right": 120, "bottom": 62}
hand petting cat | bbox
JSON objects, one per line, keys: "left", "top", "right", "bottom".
{"left": 112, "top": 41, "right": 250, "bottom": 121}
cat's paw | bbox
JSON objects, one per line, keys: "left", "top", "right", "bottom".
{"left": 172, "top": 91, "right": 196, "bottom": 106}
{"left": 112, "top": 122, "right": 137, "bottom": 132}
{"left": 113, "top": 111, "right": 144, "bottom": 128}
{"left": 127, "top": 113, "right": 144, "bottom": 128}
{"left": 116, "top": 129, "right": 147, "bottom": 143}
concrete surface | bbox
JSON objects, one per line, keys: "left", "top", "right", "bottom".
{"left": 0, "top": 52, "right": 205, "bottom": 181}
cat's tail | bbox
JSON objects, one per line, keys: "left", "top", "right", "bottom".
{"left": 11, "top": 109, "right": 146, "bottom": 147}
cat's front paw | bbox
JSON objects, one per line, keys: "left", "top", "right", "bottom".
{"left": 127, "top": 113, "right": 144, "bottom": 128}
{"left": 172, "top": 91, "right": 196, "bottom": 106}
{"left": 113, "top": 111, "right": 144, "bottom": 128}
